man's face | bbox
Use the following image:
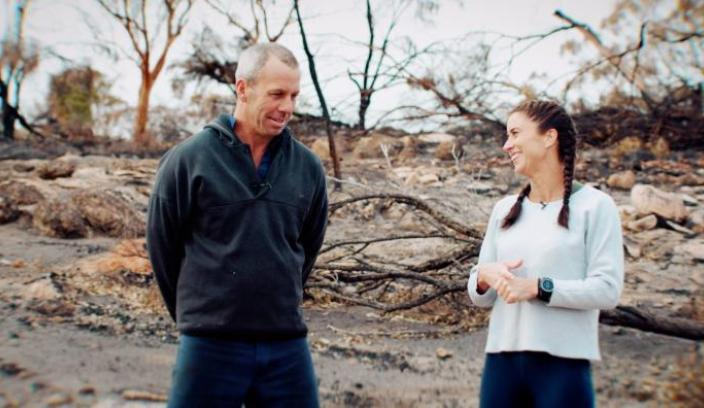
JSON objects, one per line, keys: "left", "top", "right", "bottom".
{"left": 238, "top": 57, "right": 301, "bottom": 139}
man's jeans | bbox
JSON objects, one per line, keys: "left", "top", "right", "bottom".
{"left": 168, "top": 334, "right": 319, "bottom": 408}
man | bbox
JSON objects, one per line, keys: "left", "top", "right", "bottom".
{"left": 147, "top": 43, "right": 328, "bottom": 407}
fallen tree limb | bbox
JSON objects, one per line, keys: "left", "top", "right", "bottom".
{"left": 316, "top": 192, "right": 704, "bottom": 341}
{"left": 329, "top": 193, "right": 484, "bottom": 240}
{"left": 314, "top": 284, "right": 466, "bottom": 313}
{"left": 600, "top": 305, "right": 704, "bottom": 341}
{"left": 315, "top": 263, "right": 458, "bottom": 287}
{"left": 326, "top": 324, "right": 466, "bottom": 339}
{"left": 320, "top": 233, "right": 469, "bottom": 254}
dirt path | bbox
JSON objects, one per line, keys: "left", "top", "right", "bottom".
{"left": 1, "top": 300, "right": 698, "bottom": 407}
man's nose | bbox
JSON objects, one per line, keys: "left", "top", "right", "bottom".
{"left": 279, "top": 96, "right": 295, "bottom": 114}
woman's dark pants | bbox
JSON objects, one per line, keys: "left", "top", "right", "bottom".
{"left": 480, "top": 351, "right": 594, "bottom": 408}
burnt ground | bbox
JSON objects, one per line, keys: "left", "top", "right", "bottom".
{"left": 1, "top": 143, "right": 703, "bottom": 407}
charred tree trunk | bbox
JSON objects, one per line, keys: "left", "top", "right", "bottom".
{"left": 294, "top": 0, "right": 342, "bottom": 190}
{"left": 356, "top": 90, "right": 371, "bottom": 131}
{"left": 1, "top": 79, "right": 15, "bottom": 140}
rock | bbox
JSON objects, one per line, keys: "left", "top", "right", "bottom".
{"left": 12, "top": 162, "right": 35, "bottom": 172}
{"left": 120, "top": 389, "right": 167, "bottom": 402}
{"left": 631, "top": 184, "right": 688, "bottom": 223}
{"left": 398, "top": 212, "right": 425, "bottom": 233}
{"left": 648, "top": 137, "right": 670, "bottom": 158}
{"left": 627, "top": 215, "right": 658, "bottom": 232}
{"left": 391, "top": 166, "right": 414, "bottom": 180}
{"left": 78, "top": 386, "right": 96, "bottom": 395}
{"left": 94, "top": 253, "right": 152, "bottom": 276}
{"left": 466, "top": 182, "right": 494, "bottom": 195}
{"left": 618, "top": 205, "right": 638, "bottom": 223}
{"left": 29, "top": 299, "right": 76, "bottom": 317}
{"left": 403, "top": 167, "right": 441, "bottom": 187}
{"left": 44, "top": 393, "right": 73, "bottom": 407}
{"left": 681, "top": 194, "right": 698, "bottom": 207}
{"left": 607, "top": 170, "right": 636, "bottom": 190}
{"left": 308, "top": 136, "right": 349, "bottom": 162}
{"left": 311, "top": 138, "right": 331, "bottom": 161}
{"left": 0, "top": 361, "right": 23, "bottom": 376}
{"left": 675, "top": 173, "right": 704, "bottom": 186}
{"left": 10, "top": 259, "right": 25, "bottom": 268}
{"left": 114, "top": 238, "right": 148, "bottom": 258}
{"left": 612, "top": 136, "right": 643, "bottom": 154}
{"left": 418, "top": 174, "right": 440, "bottom": 185}
{"left": 72, "top": 188, "right": 146, "bottom": 238}
{"left": 71, "top": 166, "right": 108, "bottom": 180}
{"left": 664, "top": 220, "right": 695, "bottom": 235}
{"left": 0, "top": 196, "right": 19, "bottom": 224}
{"left": 33, "top": 197, "right": 89, "bottom": 238}
{"left": 436, "top": 347, "right": 453, "bottom": 360}
{"left": 418, "top": 132, "right": 456, "bottom": 144}
{"left": 382, "top": 203, "right": 406, "bottom": 220}
{"left": 623, "top": 238, "right": 642, "bottom": 258}
{"left": 434, "top": 141, "right": 460, "bottom": 161}
{"left": 397, "top": 136, "right": 417, "bottom": 161}
{"left": 36, "top": 159, "right": 76, "bottom": 179}
{"left": 407, "top": 355, "right": 437, "bottom": 372}
{"left": 404, "top": 173, "right": 420, "bottom": 186}
{"left": 676, "top": 241, "right": 704, "bottom": 261}
{"left": 689, "top": 209, "right": 704, "bottom": 234}
{"left": 351, "top": 133, "right": 402, "bottom": 159}
{"left": 0, "top": 179, "right": 44, "bottom": 205}
{"left": 23, "top": 276, "right": 62, "bottom": 301}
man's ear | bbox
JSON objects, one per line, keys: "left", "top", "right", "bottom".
{"left": 544, "top": 128, "right": 558, "bottom": 149}
{"left": 235, "top": 79, "right": 247, "bottom": 103}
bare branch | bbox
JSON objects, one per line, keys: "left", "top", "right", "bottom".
{"left": 320, "top": 233, "right": 464, "bottom": 254}
{"left": 553, "top": 9, "right": 654, "bottom": 108}
{"left": 330, "top": 194, "right": 485, "bottom": 240}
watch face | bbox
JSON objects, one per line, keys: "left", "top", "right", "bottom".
{"left": 541, "top": 278, "right": 554, "bottom": 291}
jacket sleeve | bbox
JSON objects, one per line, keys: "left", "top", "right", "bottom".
{"left": 146, "top": 150, "right": 191, "bottom": 321}
{"left": 300, "top": 168, "right": 328, "bottom": 286}
{"left": 549, "top": 196, "right": 624, "bottom": 310}
{"left": 467, "top": 203, "right": 500, "bottom": 308}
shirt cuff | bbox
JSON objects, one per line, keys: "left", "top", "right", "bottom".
{"left": 467, "top": 265, "right": 496, "bottom": 307}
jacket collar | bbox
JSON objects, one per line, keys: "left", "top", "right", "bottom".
{"left": 205, "top": 113, "right": 290, "bottom": 155}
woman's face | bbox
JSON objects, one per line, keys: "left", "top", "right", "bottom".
{"left": 503, "top": 111, "right": 553, "bottom": 177}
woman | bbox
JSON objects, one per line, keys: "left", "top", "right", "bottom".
{"left": 467, "top": 100, "right": 624, "bottom": 407}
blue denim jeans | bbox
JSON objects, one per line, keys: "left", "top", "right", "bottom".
{"left": 168, "top": 334, "right": 319, "bottom": 408}
{"left": 480, "top": 351, "right": 594, "bottom": 408}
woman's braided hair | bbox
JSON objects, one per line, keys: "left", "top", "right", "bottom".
{"left": 501, "top": 100, "right": 577, "bottom": 230}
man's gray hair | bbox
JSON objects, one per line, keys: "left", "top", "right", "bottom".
{"left": 235, "top": 43, "right": 299, "bottom": 83}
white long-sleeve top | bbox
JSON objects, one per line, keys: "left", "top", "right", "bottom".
{"left": 467, "top": 185, "right": 624, "bottom": 361}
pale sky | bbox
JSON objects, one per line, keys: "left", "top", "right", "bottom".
{"left": 7, "top": 0, "right": 617, "bottom": 132}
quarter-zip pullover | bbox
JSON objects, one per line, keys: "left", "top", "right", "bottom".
{"left": 147, "top": 114, "right": 328, "bottom": 340}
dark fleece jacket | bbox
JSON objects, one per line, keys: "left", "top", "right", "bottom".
{"left": 146, "top": 114, "right": 328, "bottom": 339}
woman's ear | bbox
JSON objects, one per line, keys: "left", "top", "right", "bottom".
{"left": 544, "top": 128, "right": 558, "bottom": 149}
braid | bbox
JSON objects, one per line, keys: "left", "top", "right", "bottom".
{"left": 558, "top": 138, "right": 575, "bottom": 228}
{"left": 502, "top": 184, "right": 531, "bottom": 229}
{"left": 556, "top": 113, "right": 577, "bottom": 229}
{"left": 507, "top": 99, "right": 578, "bottom": 230}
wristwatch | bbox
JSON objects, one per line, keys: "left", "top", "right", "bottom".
{"left": 537, "top": 277, "right": 554, "bottom": 303}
